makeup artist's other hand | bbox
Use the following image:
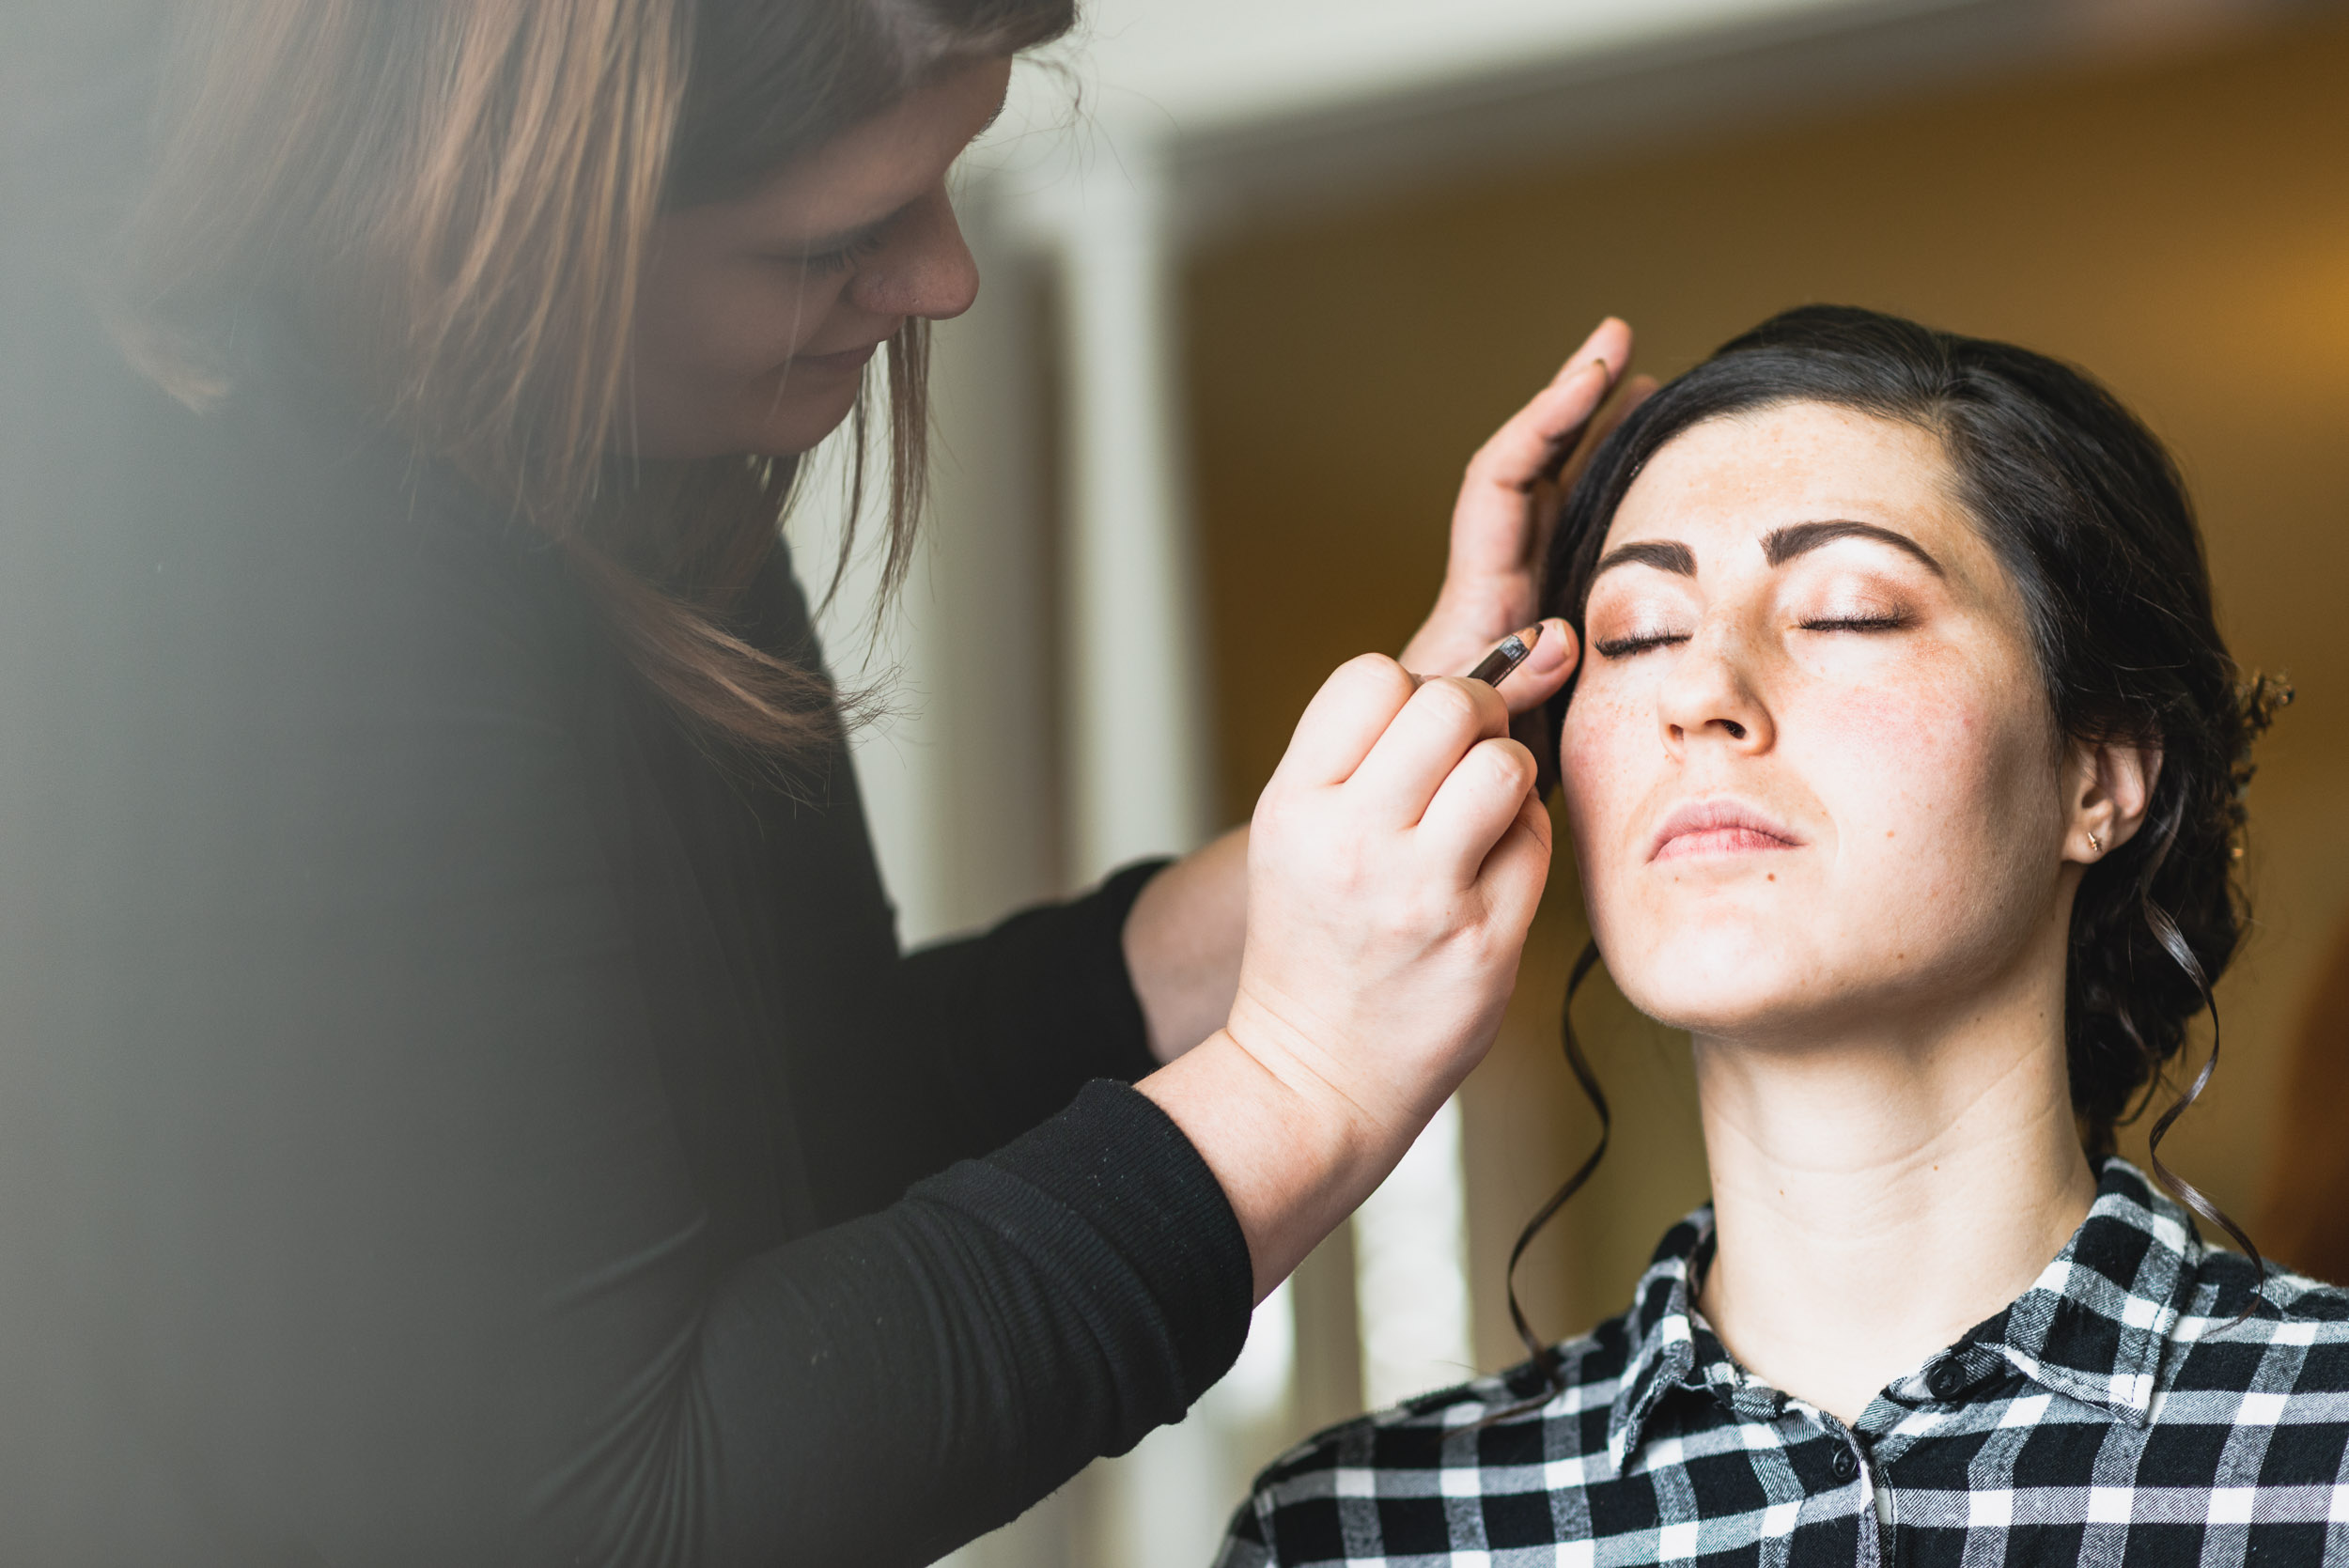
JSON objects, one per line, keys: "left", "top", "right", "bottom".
{"left": 1401, "top": 317, "right": 1652, "bottom": 713}
{"left": 1137, "top": 655, "right": 1547, "bottom": 1296}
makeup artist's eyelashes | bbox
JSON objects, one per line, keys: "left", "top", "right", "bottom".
{"left": 790, "top": 225, "right": 893, "bottom": 276}
{"left": 1593, "top": 612, "right": 1911, "bottom": 660}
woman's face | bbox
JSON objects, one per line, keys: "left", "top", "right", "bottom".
{"left": 625, "top": 57, "right": 1013, "bottom": 459}
{"left": 1560, "top": 401, "right": 2080, "bottom": 1046}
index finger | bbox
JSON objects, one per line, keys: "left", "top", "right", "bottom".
{"left": 1268, "top": 653, "right": 1421, "bottom": 790}
{"left": 1461, "top": 318, "right": 1634, "bottom": 503}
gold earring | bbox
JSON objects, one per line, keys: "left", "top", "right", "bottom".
{"left": 2089, "top": 831, "right": 2103, "bottom": 855}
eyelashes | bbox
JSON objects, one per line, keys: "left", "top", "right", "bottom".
{"left": 1800, "top": 610, "right": 1913, "bottom": 634}
{"left": 1593, "top": 630, "right": 1687, "bottom": 660}
{"left": 795, "top": 225, "right": 893, "bottom": 276}
{"left": 1592, "top": 610, "right": 1913, "bottom": 660}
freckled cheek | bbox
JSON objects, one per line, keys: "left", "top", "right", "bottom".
{"left": 1559, "top": 692, "right": 1655, "bottom": 866}
{"left": 1786, "top": 676, "right": 2035, "bottom": 871}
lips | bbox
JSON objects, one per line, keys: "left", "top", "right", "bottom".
{"left": 1648, "top": 798, "right": 1804, "bottom": 862}
{"left": 793, "top": 340, "right": 885, "bottom": 375}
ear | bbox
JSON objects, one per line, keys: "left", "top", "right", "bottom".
{"left": 2064, "top": 735, "right": 2160, "bottom": 865}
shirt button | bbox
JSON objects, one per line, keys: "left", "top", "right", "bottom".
{"left": 1832, "top": 1447, "right": 1859, "bottom": 1482}
{"left": 1929, "top": 1362, "right": 1968, "bottom": 1400}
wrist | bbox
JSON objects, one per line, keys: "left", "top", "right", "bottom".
{"left": 1221, "top": 986, "right": 1419, "bottom": 1146}
{"left": 1137, "top": 1027, "right": 1392, "bottom": 1298}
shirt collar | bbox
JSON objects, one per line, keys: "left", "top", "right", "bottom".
{"left": 1987, "top": 1157, "right": 2197, "bottom": 1422}
{"left": 1606, "top": 1157, "right": 2201, "bottom": 1468}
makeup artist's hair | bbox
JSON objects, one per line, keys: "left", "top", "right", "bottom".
{"left": 108, "top": 0, "right": 1073, "bottom": 759}
{"left": 1507, "top": 305, "right": 2283, "bottom": 1383}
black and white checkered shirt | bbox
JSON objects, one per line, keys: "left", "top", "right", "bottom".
{"left": 1217, "top": 1159, "right": 2349, "bottom": 1566}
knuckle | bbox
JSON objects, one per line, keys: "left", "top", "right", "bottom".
{"left": 1336, "top": 651, "right": 1412, "bottom": 698}
{"left": 1415, "top": 677, "right": 1485, "bottom": 733}
{"left": 1485, "top": 737, "right": 1536, "bottom": 787}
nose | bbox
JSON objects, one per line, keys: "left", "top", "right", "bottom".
{"left": 1657, "top": 620, "right": 1774, "bottom": 760}
{"left": 848, "top": 184, "right": 980, "bottom": 323}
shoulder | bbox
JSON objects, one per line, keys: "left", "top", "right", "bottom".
{"left": 2158, "top": 1254, "right": 2349, "bottom": 1425}
{"left": 2, "top": 334, "right": 631, "bottom": 942}
{"left": 1222, "top": 1313, "right": 1637, "bottom": 1565}
{"left": 2180, "top": 1250, "right": 2349, "bottom": 1329}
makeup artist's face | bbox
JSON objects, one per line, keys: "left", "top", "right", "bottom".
{"left": 1559, "top": 402, "right": 2072, "bottom": 1045}
{"left": 623, "top": 57, "right": 1012, "bottom": 459}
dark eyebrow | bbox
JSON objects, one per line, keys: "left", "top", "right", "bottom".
{"left": 1588, "top": 539, "right": 1697, "bottom": 583}
{"left": 1762, "top": 520, "right": 1945, "bottom": 577}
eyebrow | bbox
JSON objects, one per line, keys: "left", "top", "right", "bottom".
{"left": 1588, "top": 539, "right": 1697, "bottom": 582}
{"left": 1763, "top": 520, "right": 1945, "bottom": 576}
{"left": 1587, "top": 520, "right": 1945, "bottom": 590}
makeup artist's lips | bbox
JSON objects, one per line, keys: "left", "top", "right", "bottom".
{"left": 1648, "top": 799, "right": 1804, "bottom": 862}
{"left": 793, "top": 340, "right": 885, "bottom": 375}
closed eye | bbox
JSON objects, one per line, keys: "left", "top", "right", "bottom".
{"left": 1798, "top": 612, "right": 1912, "bottom": 633}
{"left": 797, "top": 225, "right": 893, "bottom": 275}
{"left": 1594, "top": 630, "right": 1690, "bottom": 660}
{"left": 777, "top": 216, "right": 896, "bottom": 276}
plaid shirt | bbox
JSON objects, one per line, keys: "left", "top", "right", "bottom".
{"left": 1218, "top": 1159, "right": 2349, "bottom": 1567}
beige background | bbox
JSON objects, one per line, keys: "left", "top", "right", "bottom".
{"left": 1183, "top": 9, "right": 2349, "bottom": 1425}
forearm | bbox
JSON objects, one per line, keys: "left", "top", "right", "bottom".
{"left": 679, "top": 1082, "right": 1252, "bottom": 1564}
{"left": 1122, "top": 826, "right": 1250, "bottom": 1063}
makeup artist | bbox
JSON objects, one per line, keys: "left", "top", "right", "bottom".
{"left": 0, "top": 3, "right": 1624, "bottom": 1563}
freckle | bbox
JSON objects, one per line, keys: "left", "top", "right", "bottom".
{"left": 1886, "top": 830, "right": 1895, "bottom": 838}
{"left": 1766, "top": 874, "right": 1775, "bottom": 882}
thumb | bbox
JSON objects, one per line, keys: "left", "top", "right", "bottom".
{"left": 1491, "top": 618, "right": 1578, "bottom": 716}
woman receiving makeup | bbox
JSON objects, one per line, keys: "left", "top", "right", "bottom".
{"left": 0, "top": 2, "right": 1617, "bottom": 1562}
{"left": 1220, "top": 306, "right": 2345, "bottom": 1567}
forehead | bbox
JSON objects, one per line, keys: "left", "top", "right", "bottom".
{"left": 675, "top": 57, "right": 1013, "bottom": 244}
{"left": 1602, "top": 401, "right": 1971, "bottom": 560}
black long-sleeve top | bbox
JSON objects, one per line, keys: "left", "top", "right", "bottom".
{"left": 0, "top": 282, "right": 1254, "bottom": 1566}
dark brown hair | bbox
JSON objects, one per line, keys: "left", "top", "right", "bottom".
{"left": 115, "top": 0, "right": 1075, "bottom": 757}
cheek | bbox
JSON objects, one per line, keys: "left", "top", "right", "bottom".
{"left": 642, "top": 268, "right": 843, "bottom": 381}
{"left": 1559, "top": 685, "right": 1655, "bottom": 865}
{"left": 1792, "top": 664, "right": 2060, "bottom": 904}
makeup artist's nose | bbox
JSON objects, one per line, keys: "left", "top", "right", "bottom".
{"left": 847, "top": 183, "right": 980, "bottom": 323}
{"left": 1657, "top": 620, "right": 1774, "bottom": 760}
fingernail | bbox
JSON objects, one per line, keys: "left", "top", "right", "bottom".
{"left": 1527, "top": 619, "right": 1571, "bottom": 670}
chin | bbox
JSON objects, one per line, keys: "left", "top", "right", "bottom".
{"left": 741, "top": 394, "right": 859, "bottom": 458}
{"left": 1598, "top": 902, "right": 1832, "bottom": 1041}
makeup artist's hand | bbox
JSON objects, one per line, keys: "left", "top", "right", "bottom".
{"left": 1401, "top": 317, "right": 1653, "bottom": 713}
{"left": 1137, "top": 656, "right": 1547, "bottom": 1297}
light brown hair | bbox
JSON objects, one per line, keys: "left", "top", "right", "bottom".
{"left": 116, "top": 0, "right": 1074, "bottom": 757}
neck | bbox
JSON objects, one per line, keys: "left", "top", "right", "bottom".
{"left": 1689, "top": 961, "right": 2096, "bottom": 1426}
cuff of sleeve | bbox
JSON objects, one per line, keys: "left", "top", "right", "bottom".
{"left": 986, "top": 1078, "right": 1253, "bottom": 1406}
{"left": 1073, "top": 860, "right": 1174, "bottom": 1084}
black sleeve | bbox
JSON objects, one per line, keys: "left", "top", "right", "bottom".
{"left": 797, "top": 863, "right": 1172, "bottom": 1222}
{"left": 693, "top": 1082, "right": 1251, "bottom": 1563}
{"left": 0, "top": 340, "right": 1255, "bottom": 1566}
{"left": 906, "top": 860, "right": 1172, "bottom": 1131}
